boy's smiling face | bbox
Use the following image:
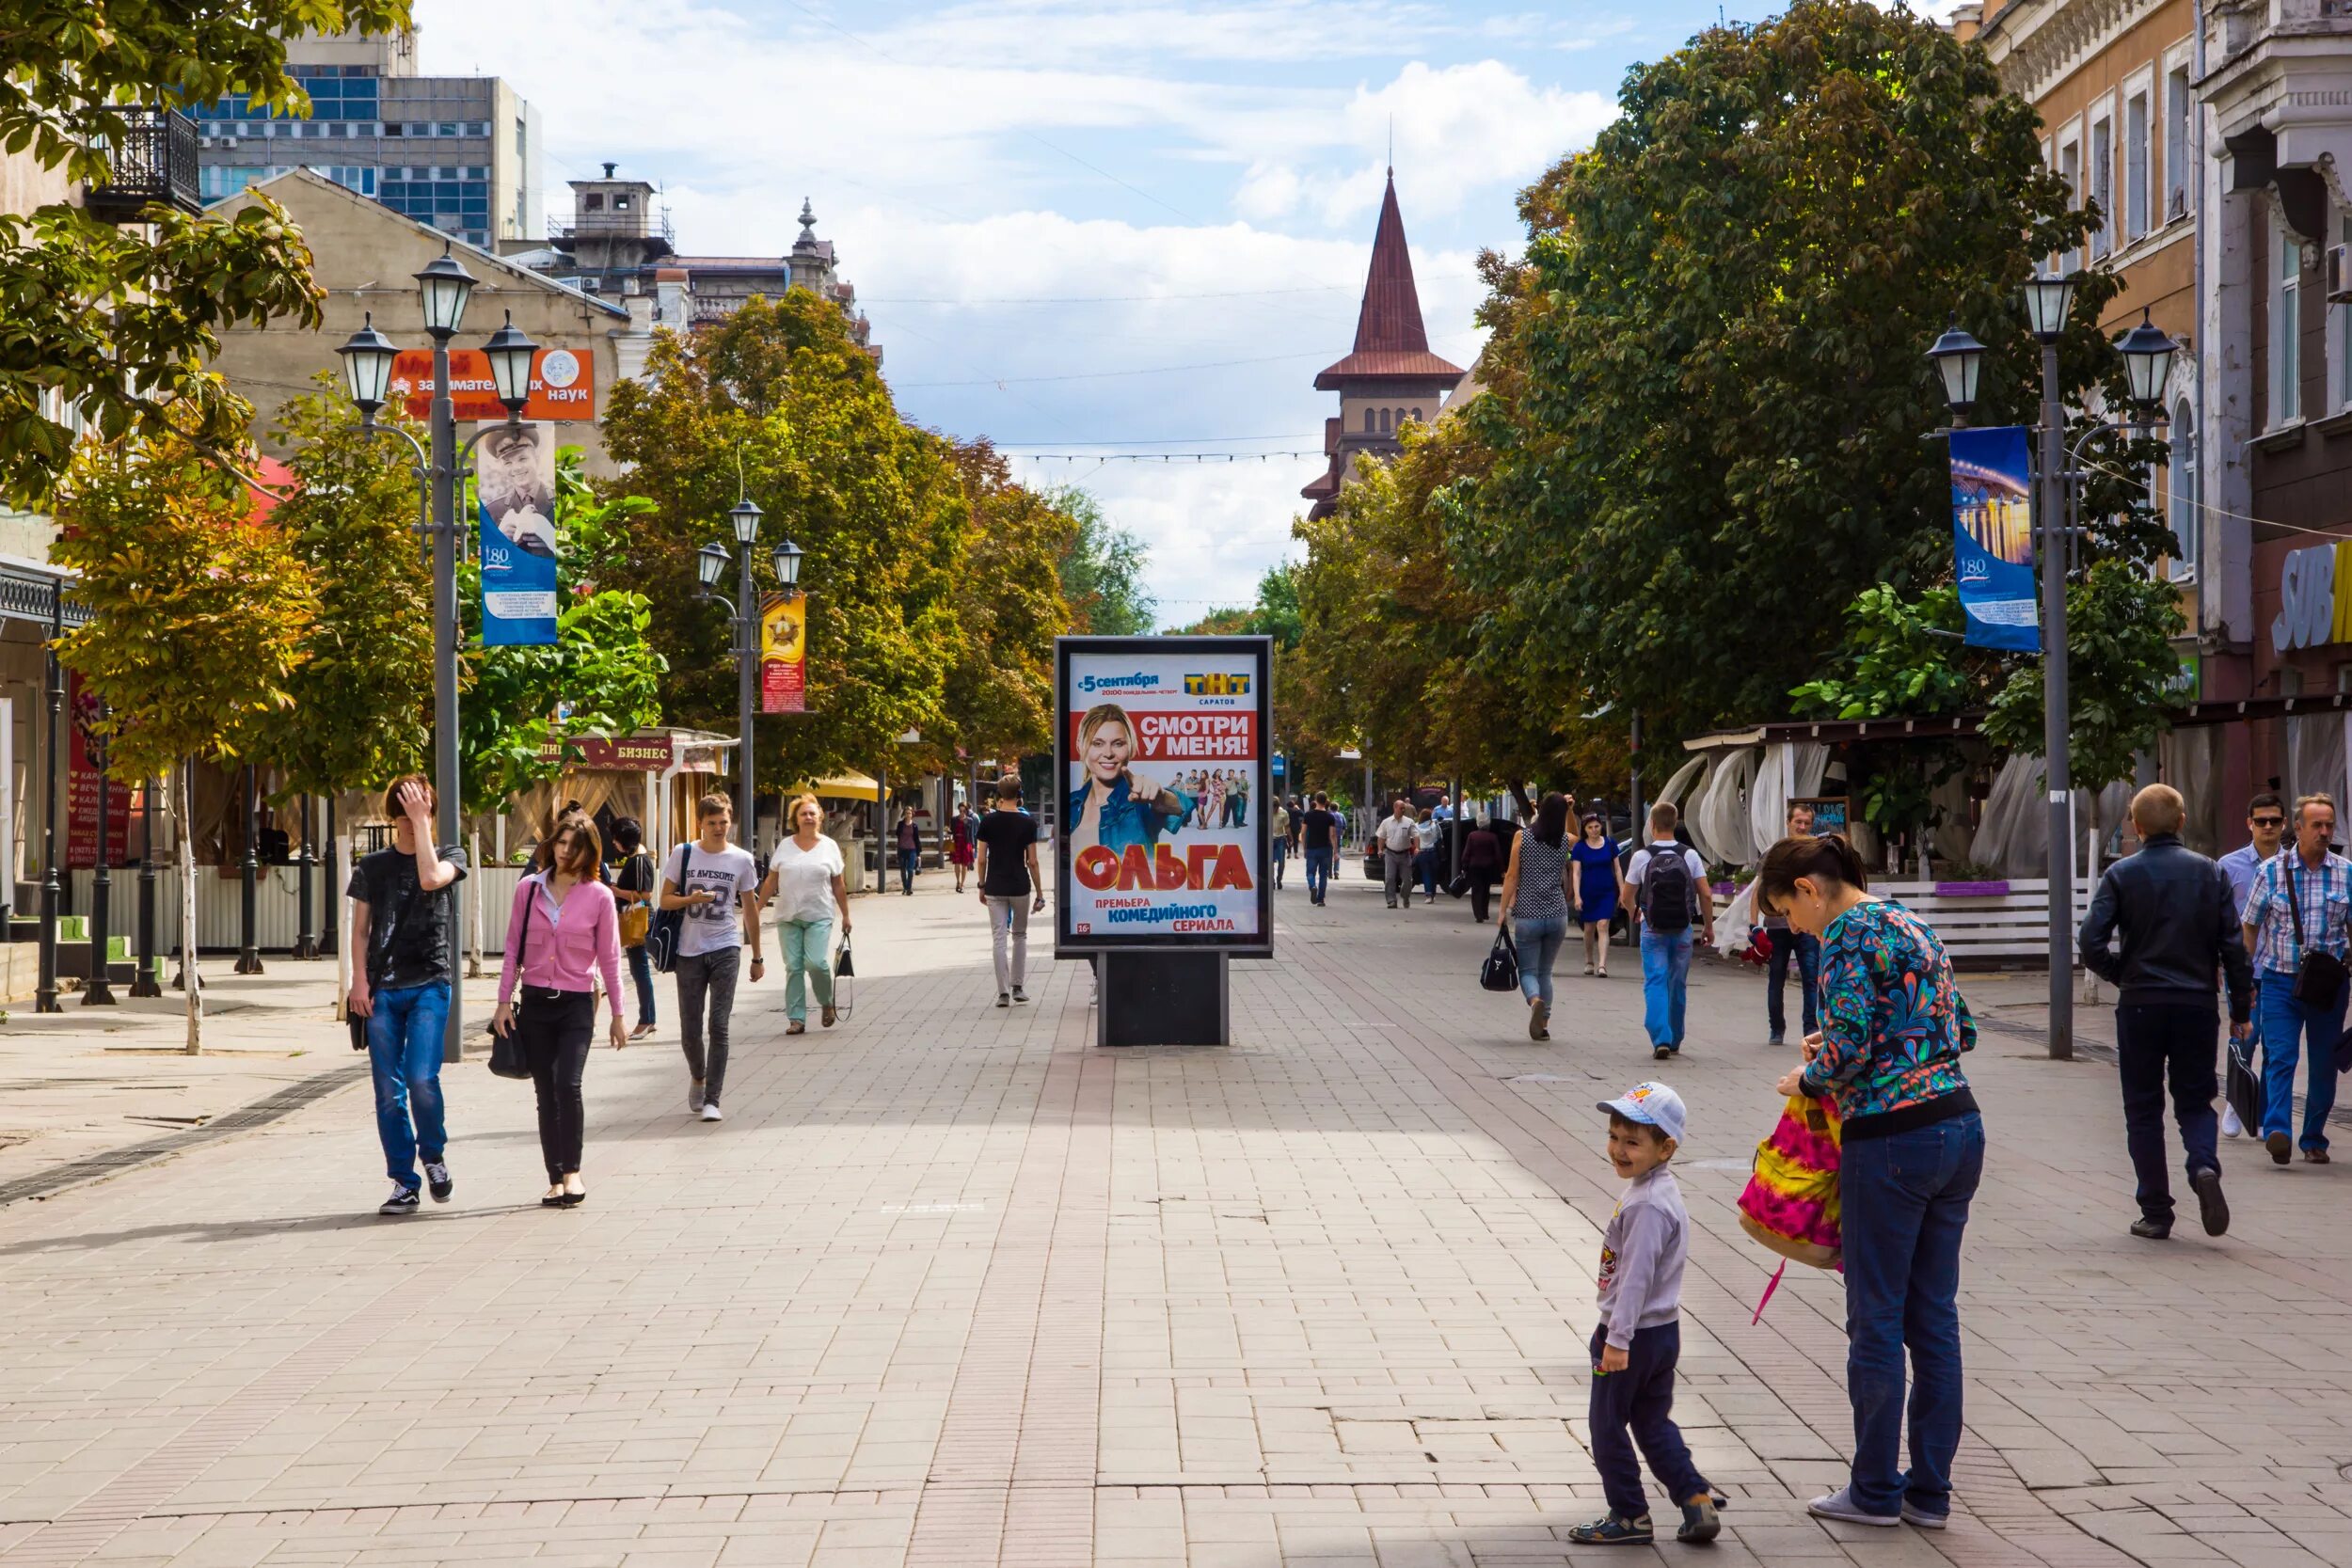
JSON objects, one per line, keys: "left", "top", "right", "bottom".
{"left": 1607, "top": 1115, "right": 1677, "bottom": 1180}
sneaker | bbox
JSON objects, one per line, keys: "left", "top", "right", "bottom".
{"left": 2190, "top": 1166, "right": 2229, "bottom": 1236}
{"left": 2267, "top": 1131, "right": 2292, "bottom": 1164}
{"left": 700, "top": 1101, "right": 723, "bottom": 1123}
{"left": 1768, "top": 1032, "right": 1785, "bottom": 1047}
{"left": 2220, "top": 1103, "right": 2245, "bottom": 1138}
{"left": 378, "top": 1183, "right": 420, "bottom": 1216}
{"left": 689, "top": 1083, "right": 706, "bottom": 1114}
{"left": 1565, "top": 1513, "right": 1653, "bottom": 1545}
{"left": 2129, "top": 1215, "right": 2172, "bottom": 1240}
{"left": 1677, "top": 1494, "right": 1722, "bottom": 1544}
{"left": 424, "top": 1162, "right": 453, "bottom": 1203}
{"left": 1653, "top": 1043, "right": 1674, "bottom": 1061}
{"left": 996, "top": 991, "right": 1010, "bottom": 1008}
{"left": 1808, "top": 1486, "right": 1899, "bottom": 1528}
{"left": 1900, "top": 1500, "right": 1949, "bottom": 1530}
{"left": 1011, "top": 987, "right": 1028, "bottom": 1004}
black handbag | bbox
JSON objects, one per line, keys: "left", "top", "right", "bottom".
{"left": 1480, "top": 927, "right": 1520, "bottom": 992}
{"left": 647, "top": 842, "right": 691, "bottom": 974}
{"left": 2226, "top": 1031, "right": 2266, "bottom": 1128}
{"left": 832, "top": 936, "right": 855, "bottom": 1022}
{"left": 2284, "top": 857, "right": 2347, "bottom": 1009}
{"left": 488, "top": 884, "right": 534, "bottom": 1080}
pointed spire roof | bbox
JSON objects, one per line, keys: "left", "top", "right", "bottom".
{"left": 1315, "top": 171, "right": 1465, "bottom": 390}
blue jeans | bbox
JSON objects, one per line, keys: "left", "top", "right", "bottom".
{"left": 1514, "top": 914, "right": 1568, "bottom": 1007}
{"left": 2258, "top": 969, "right": 2343, "bottom": 1151}
{"left": 898, "top": 847, "right": 918, "bottom": 894}
{"left": 1640, "top": 928, "right": 1693, "bottom": 1049}
{"left": 1839, "top": 1111, "right": 1984, "bottom": 1520}
{"left": 625, "top": 942, "right": 656, "bottom": 1026}
{"left": 366, "top": 980, "right": 451, "bottom": 1188}
{"left": 1766, "top": 929, "right": 1820, "bottom": 1038}
{"left": 1304, "top": 847, "right": 1333, "bottom": 902}
{"left": 1588, "top": 1322, "right": 1708, "bottom": 1520}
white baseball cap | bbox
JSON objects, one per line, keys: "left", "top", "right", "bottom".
{"left": 1597, "top": 1081, "right": 1687, "bottom": 1143}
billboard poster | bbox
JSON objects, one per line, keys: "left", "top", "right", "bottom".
{"left": 1948, "top": 425, "right": 2041, "bottom": 652}
{"left": 1055, "top": 636, "right": 1273, "bottom": 955}
{"left": 760, "top": 594, "right": 806, "bottom": 714}
{"left": 476, "top": 420, "right": 559, "bottom": 646}
{"left": 391, "top": 346, "right": 594, "bottom": 423}
{"left": 67, "top": 671, "right": 132, "bottom": 869}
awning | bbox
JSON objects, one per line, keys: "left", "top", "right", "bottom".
{"left": 791, "top": 772, "right": 881, "bottom": 802}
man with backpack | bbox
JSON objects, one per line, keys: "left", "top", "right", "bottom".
{"left": 1624, "top": 802, "right": 1714, "bottom": 1061}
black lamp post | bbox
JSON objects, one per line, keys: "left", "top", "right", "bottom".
{"left": 83, "top": 703, "right": 117, "bottom": 1006}
{"left": 293, "top": 793, "right": 318, "bottom": 959}
{"left": 130, "top": 773, "right": 161, "bottom": 996}
{"left": 335, "top": 245, "right": 537, "bottom": 1063}
{"left": 693, "top": 501, "right": 804, "bottom": 853}
{"left": 35, "top": 594, "right": 62, "bottom": 1013}
{"left": 234, "top": 764, "right": 262, "bottom": 974}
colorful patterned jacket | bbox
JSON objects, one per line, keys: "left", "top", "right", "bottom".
{"left": 1799, "top": 899, "right": 1976, "bottom": 1132}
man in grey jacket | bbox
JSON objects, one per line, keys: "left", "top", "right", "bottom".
{"left": 2079, "top": 784, "right": 2253, "bottom": 1240}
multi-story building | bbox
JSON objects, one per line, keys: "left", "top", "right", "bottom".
{"left": 1300, "top": 173, "right": 1466, "bottom": 520}
{"left": 192, "top": 24, "right": 541, "bottom": 251}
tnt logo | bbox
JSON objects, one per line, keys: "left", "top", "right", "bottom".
{"left": 1184, "top": 673, "right": 1250, "bottom": 696}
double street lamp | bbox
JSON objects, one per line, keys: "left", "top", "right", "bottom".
{"left": 1923, "top": 274, "right": 2178, "bottom": 1061}
{"left": 335, "top": 243, "right": 539, "bottom": 1064}
{"left": 694, "top": 499, "right": 805, "bottom": 848}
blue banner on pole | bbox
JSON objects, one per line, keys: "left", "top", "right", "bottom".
{"left": 1948, "top": 425, "right": 2040, "bottom": 652}
{"left": 477, "top": 421, "right": 559, "bottom": 647}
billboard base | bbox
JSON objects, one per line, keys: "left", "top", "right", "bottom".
{"left": 1095, "top": 950, "right": 1228, "bottom": 1047}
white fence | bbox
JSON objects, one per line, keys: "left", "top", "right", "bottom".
{"left": 57, "top": 864, "right": 530, "bottom": 956}
{"left": 1716, "top": 876, "right": 2091, "bottom": 967}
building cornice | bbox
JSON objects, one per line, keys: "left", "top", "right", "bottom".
{"left": 1983, "top": 0, "right": 2174, "bottom": 110}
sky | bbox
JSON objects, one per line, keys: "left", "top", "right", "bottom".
{"left": 412, "top": 0, "right": 1801, "bottom": 624}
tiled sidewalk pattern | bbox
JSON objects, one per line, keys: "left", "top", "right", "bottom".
{"left": 2, "top": 870, "right": 2348, "bottom": 1566}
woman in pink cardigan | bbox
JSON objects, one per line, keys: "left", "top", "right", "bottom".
{"left": 494, "top": 814, "right": 626, "bottom": 1208}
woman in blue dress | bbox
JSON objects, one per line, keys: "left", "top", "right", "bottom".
{"left": 1569, "top": 812, "right": 1621, "bottom": 977}
{"left": 1065, "top": 703, "right": 1195, "bottom": 854}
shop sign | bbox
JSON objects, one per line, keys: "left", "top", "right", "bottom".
{"left": 2274, "top": 541, "right": 2352, "bottom": 653}
{"left": 533, "top": 734, "right": 678, "bottom": 770}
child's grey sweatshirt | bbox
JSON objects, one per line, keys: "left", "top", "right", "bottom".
{"left": 1596, "top": 1165, "right": 1688, "bottom": 1348}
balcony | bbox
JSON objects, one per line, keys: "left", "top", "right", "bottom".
{"left": 83, "top": 107, "right": 202, "bottom": 223}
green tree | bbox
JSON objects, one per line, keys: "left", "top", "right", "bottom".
{"left": 1980, "top": 562, "right": 2186, "bottom": 795}
{"left": 0, "top": 1, "right": 412, "bottom": 505}
{"left": 1456, "top": 0, "right": 2112, "bottom": 737}
{"left": 601, "top": 292, "right": 961, "bottom": 798}
{"left": 932, "top": 442, "right": 1073, "bottom": 774}
{"left": 1053, "top": 487, "right": 1154, "bottom": 635}
{"left": 49, "top": 424, "right": 315, "bottom": 1052}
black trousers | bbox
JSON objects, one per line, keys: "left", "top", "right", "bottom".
{"left": 1468, "top": 871, "right": 1496, "bottom": 923}
{"left": 521, "top": 989, "right": 595, "bottom": 1181}
{"left": 2114, "top": 1003, "right": 2220, "bottom": 1222}
{"left": 1588, "top": 1322, "right": 1708, "bottom": 1520}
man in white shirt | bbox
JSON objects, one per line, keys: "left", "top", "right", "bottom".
{"left": 1375, "top": 799, "right": 1420, "bottom": 910}
{"left": 659, "top": 792, "right": 762, "bottom": 1122}
{"left": 1623, "top": 802, "right": 1714, "bottom": 1061}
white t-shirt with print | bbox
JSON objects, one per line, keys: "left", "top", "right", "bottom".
{"left": 766, "top": 835, "right": 844, "bottom": 924}
{"left": 661, "top": 842, "right": 759, "bottom": 957}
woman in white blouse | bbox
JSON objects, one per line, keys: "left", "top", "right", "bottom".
{"left": 756, "top": 795, "right": 852, "bottom": 1035}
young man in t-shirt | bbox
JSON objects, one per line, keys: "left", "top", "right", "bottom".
{"left": 975, "top": 775, "right": 1045, "bottom": 1007}
{"left": 1623, "top": 802, "right": 1715, "bottom": 1061}
{"left": 347, "top": 775, "right": 469, "bottom": 1216}
{"left": 1300, "top": 792, "right": 1341, "bottom": 906}
{"left": 660, "top": 792, "right": 762, "bottom": 1122}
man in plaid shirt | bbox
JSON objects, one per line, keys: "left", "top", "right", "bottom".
{"left": 2239, "top": 793, "right": 2350, "bottom": 1165}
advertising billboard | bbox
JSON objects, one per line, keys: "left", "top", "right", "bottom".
{"left": 760, "top": 594, "right": 806, "bottom": 714}
{"left": 390, "top": 346, "right": 595, "bottom": 423}
{"left": 1055, "top": 636, "right": 1273, "bottom": 956}
{"left": 476, "top": 420, "right": 559, "bottom": 646}
{"left": 1948, "top": 425, "right": 2040, "bottom": 652}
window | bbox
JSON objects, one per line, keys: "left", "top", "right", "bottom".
{"left": 437, "top": 122, "right": 457, "bottom": 136}
{"left": 2167, "top": 398, "right": 2196, "bottom": 580}
{"left": 2058, "top": 137, "right": 2082, "bottom": 270}
{"left": 1379, "top": 407, "right": 1392, "bottom": 435}
{"left": 1412, "top": 407, "right": 1424, "bottom": 421}
{"left": 2275, "top": 214, "right": 2302, "bottom": 425}
{"left": 1363, "top": 408, "right": 1376, "bottom": 433}
{"left": 2166, "top": 67, "right": 2192, "bottom": 222}
{"left": 2089, "top": 113, "right": 2113, "bottom": 260}
{"left": 2125, "top": 91, "right": 2150, "bottom": 242}
{"left": 584, "top": 193, "right": 604, "bottom": 211}
{"left": 615, "top": 194, "right": 631, "bottom": 210}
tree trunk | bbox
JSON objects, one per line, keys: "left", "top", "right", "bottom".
{"left": 1509, "top": 781, "right": 1534, "bottom": 818}
{"left": 179, "top": 768, "right": 202, "bottom": 1054}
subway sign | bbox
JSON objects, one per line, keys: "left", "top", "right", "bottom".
{"left": 2273, "top": 541, "right": 2352, "bottom": 653}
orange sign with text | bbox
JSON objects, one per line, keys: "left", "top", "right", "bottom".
{"left": 389, "top": 346, "right": 596, "bottom": 422}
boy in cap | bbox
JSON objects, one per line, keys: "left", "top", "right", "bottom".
{"left": 1569, "top": 1081, "right": 1719, "bottom": 1546}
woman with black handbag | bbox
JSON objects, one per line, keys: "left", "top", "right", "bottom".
{"left": 494, "top": 814, "right": 627, "bottom": 1208}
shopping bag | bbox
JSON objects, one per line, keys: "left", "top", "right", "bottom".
{"left": 1737, "top": 1092, "right": 1843, "bottom": 1271}
{"left": 1479, "top": 927, "right": 1519, "bottom": 992}
{"left": 832, "top": 936, "right": 855, "bottom": 1022}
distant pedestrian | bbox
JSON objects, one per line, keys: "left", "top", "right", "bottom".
{"left": 1568, "top": 1082, "right": 1719, "bottom": 1547}
{"left": 948, "top": 801, "right": 977, "bottom": 894}
{"left": 2238, "top": 791, "right": 2349, "bottom": 1165}
{"left": 2217, "top": 793, "right": 2285, "bottom": 1138}
{"left": 346, "top": 776, "right": 468, "bottom": 1217}
{"left": 893, "top": 805, "right": 921, "bottom": 895}
{"left": 1499, "top": 792, "right": 1575, "bottom": 1040}
{"left": 1375, "top": 799, "right": 1418, "bottom": 909}
{"left": 1414, "top": 806, "right": 1442, "bottom": 899}
{"left": 976, "top": 775, "right": 1044, "bottom": 1007}
{"left": 609, "top": 817, "right": 660, "bottom": 1040}
{"left": 1625, "top": 803, "right": 1713, "bottom": 1060}
{"left": 494, "top": 813, "right": 625, "bottom": 1210}
{"left": 660, "top": 792, "right": 762, "bottom": 1123}
{"left": 1269, "top": 797, "right": 1292, "bottom": 888}
{"left": 1571, "top": 813, "right": 1620, "bottom": 978}
{"left": 2078, "top": 784, "right": 2249, "bottom": 1240}
{"left": 1461, "top": 815, "right": 1503, "bottom": 924}
{"left": 1757, "top": 832, "right": 1980, "bottom": 1532}
{"left": 757, "top": 795, "right": 848, "bottom": 1036}
{"left": 1301, "top": 792, "right": 1341, "bottom": 906}
{"left": 1763, "top": 800, "right": 1822, "bottom": 1045}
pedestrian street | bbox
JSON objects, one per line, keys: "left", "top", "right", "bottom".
{"left": 3, "top": 869, "right": 2350, "bottom": 1568}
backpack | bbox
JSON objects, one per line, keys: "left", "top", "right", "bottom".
{"left": 1640, "top": 845, "right": 1697, "bottom": 932}
{"left": 646, "top": 843, "right": 691, "bottom": 974}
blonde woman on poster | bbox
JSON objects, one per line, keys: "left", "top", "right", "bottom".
{"left": 1066, "top": 703, "right": 1196, "bottom": 854}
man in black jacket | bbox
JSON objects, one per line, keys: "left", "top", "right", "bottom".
{"left": 2079, "top": 784, "right": 2253, "bottom": 1240}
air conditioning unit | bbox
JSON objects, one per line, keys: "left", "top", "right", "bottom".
{"left": 2329, "top": 244, "right": 2352, "bottom": 304}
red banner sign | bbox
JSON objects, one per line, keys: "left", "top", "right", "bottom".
{"left": 67, "top": 672, "right": 132, "bottom": 869}
{"left": 390, "top": 346, "right": 595, "bottom": 422}
{"left": 1066, "top": 709, "right": 1258, "bottom": 761}
{"left": 760, "top": 594, "right": 806, "bottom": 714}
{"left": 533, "top": 734, "right": 678, "bottom": 770}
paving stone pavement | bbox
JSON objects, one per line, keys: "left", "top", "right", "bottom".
{"left": 2, "top": 864, "right": 2348, "bottom": 1567}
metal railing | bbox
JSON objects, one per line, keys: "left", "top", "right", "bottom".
{"left": 83, "top": 106, "right": 201, "bottom": 221}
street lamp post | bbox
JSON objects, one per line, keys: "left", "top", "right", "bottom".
{"left": 335, "top": 244, "right": 539, "bottom": 1064}
{"left": 130, "top": 773, "right": 161, "bottom": 997}
{"left": 84, "top": 701, "right": 117, "bottom": 1006}
{"left": 1925, "top": 277, "right": 2176, "bottom": 1061}
{"left": 695, "top": 507, "right": 803, "bottom": 856}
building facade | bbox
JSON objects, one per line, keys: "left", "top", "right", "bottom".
{"left": 1301, "top": 173, "right": 1465, "bottom": 520}
{"left": 193, "top": 25, "right": 542, "bottom": 251}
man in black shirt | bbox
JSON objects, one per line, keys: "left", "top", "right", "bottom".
{"left": 975, "top": 775, "right": 1045, "bottom": 1006}
{"left": 1300, "top": 792, "right": 1341, "bottom": 907}
{"left": 347, "top": 775, "right": 469, "bottom": 1216}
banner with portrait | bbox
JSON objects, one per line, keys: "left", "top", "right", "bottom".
{"left": 476, "top": 420, "right": 559, "bottom": 647}
{"left": 1949, "top": 425, "right": 2041, "bottom": 652}
{"left": 760, "top": 594, "right": 806, "bottom": 714}
{"left": 1054, "top": 636, "right": 1273, "bottom": 955}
